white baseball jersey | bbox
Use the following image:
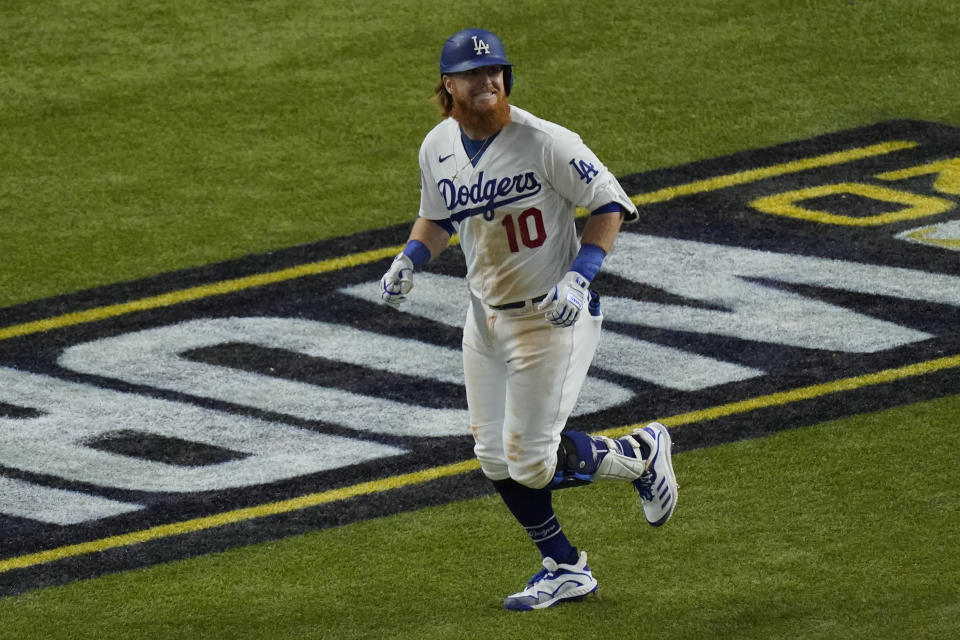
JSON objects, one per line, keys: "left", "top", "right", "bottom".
{"left": 418, "top": 106, "right": 638, "bottom": 307}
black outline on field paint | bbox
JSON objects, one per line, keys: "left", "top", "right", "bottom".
{"left": 2, "top": 119, "right": 960, "bottom": 597}
{"left": 1, "top": 352, "right": 958, "bottom": 579}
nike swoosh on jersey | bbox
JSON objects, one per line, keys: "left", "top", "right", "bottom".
{"left": 439, "top": 154, "right": 454, "bottom": 163}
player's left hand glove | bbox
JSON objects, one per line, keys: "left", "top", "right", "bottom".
{"left": 538, "top": 271, "right": 590, "bottom": 328}
{"left": 380, "top": 253, "right": 414, "bottom": 306}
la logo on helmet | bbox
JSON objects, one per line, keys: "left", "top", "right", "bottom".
{"left": 472, "top": 36, "right": 490, "bottom": 55}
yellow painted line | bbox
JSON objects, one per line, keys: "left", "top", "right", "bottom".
{"left": 0, "top": 246, "right": 403, "bottom": 342}
{"left": 903, "top": 225, "right": 960, "bottom": 250}
{"left": 631, "top": 140, "right": 919, "bottom": 206}
{"left": 0, "top": 458, "right": 480, "bottom": 574}
{"left": 0, "top": 141, "right": 918, "bottom": 342}
{"left": 3, "top": 352, "right": 958, "bottom": 575}
{"left": 594, "top": 353, "right": 960, "bottom": 439}
{"left": 0, "top": 135, "right": 941, "bottom": 574}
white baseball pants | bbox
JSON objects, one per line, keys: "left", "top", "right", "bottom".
{"left": 462, "top": 291, "right": 602, "bottom": 489}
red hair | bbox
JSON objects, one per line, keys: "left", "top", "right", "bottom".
{"left": 431, "top": 81, "right": 454, "bottom": 117}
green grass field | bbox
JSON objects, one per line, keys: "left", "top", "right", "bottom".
{"left": 1, "top": 1, "right": 958, "bottom": 638}
{"left": 4, "top": 0, "right": 959, "bottom": 308}
{"left": 2, "top": 397, "right": 958, "bottom": 639}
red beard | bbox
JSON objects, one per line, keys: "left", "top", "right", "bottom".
{"left": 449, "top": 90, "right": 512, "bottom": 137}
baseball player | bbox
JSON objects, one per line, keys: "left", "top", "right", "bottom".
{"left": 380, "top": 28, "right": 678, "bottom": 611}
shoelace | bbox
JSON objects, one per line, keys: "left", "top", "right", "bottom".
{"left": 527, "top": 567, "right": 551, "bottom": 587}
{"left": 635, "top": 469, "right": 656, "bottom": 501}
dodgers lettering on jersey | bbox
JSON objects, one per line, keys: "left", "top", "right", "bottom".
{"left": 418, "top": 106, "right": 638, "bottom": 306}
{"left": 437, "top": 171, "right": 542, "bottom": 221}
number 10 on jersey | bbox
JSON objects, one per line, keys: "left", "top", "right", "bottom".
{"left": 502, "top": 208, "right": 547, "bottom": 252}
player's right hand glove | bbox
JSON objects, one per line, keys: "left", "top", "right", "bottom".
{"left": 380, "top": 253, "right": 414, "bottom": 306}
{"left": 537, "top": 270, "right": 590, "bottom": 327}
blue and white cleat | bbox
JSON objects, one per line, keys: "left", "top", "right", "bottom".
{"left": 502, "top": 551, "right": 598, "bottom": 611}
{"left": 633, "top": 422, "right": 678, "bottom": 527}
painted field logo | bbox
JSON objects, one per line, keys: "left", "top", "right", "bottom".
{"left": 2, "top": 119, "right": 960, "bottom": 596}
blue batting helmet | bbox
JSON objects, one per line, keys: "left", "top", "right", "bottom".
{"left": 439, "top": 28, "right": 514, "bottom": 95}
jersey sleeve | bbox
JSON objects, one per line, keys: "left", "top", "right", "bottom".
{"left": 417, "top": 136, "right": 455, "bottom": 222}
{"left": 545, "top": 133, "right": 639, "bottom": 222}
